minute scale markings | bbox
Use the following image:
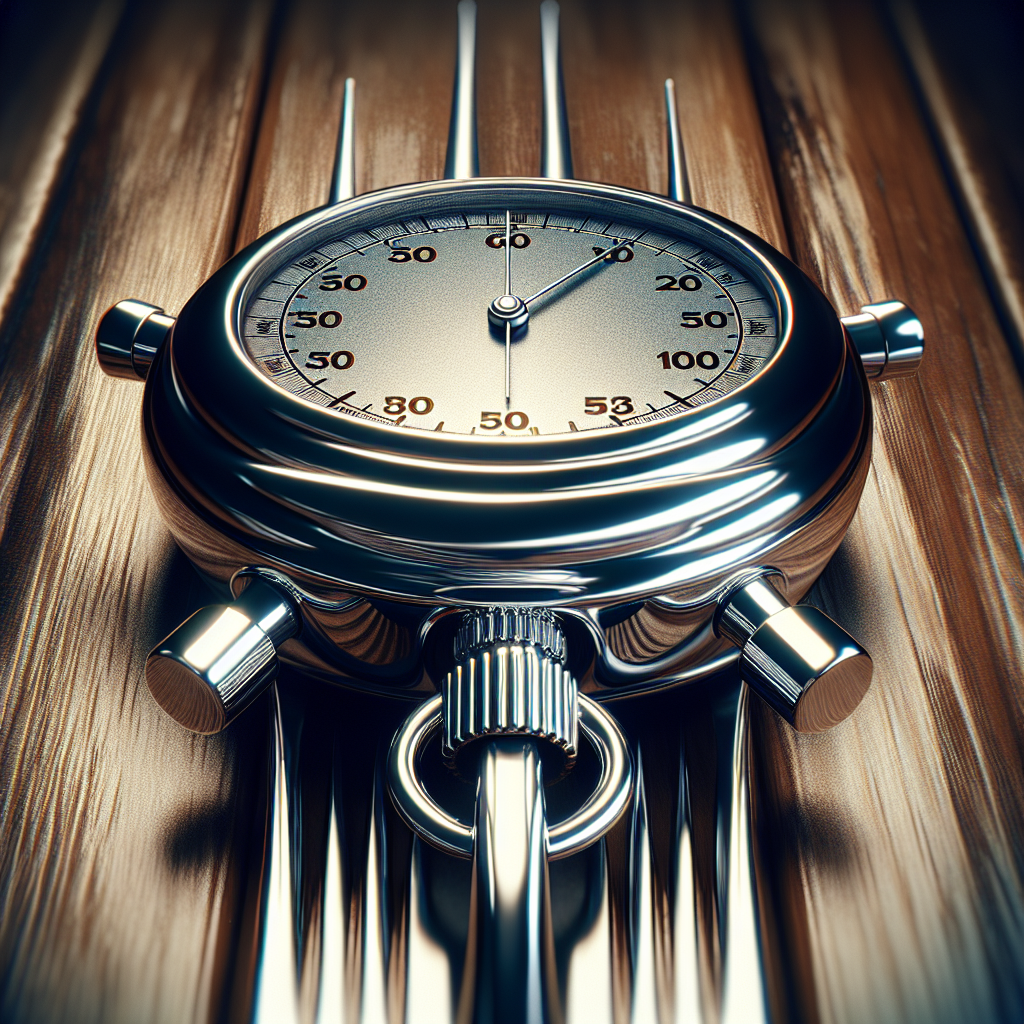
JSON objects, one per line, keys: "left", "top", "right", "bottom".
{"left": 247, "top": 210, "right": 777, "bottom": 435}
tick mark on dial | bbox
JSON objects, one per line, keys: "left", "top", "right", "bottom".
{"left": 727, "top": 334, "right": 737, "bottom": 338}
{"left": 568, "top": 420, "right": 579, "bottom": 432}
{"left": 647, "top": 403, "right": 657, "bottom": 412}
{"left": 664, "top": 390, "right": 691, "bottom": 407}
{"left": 327, "top": 390, "right": 357, "bottom": 408}
{"left": 394, "top": 414, "right": 407, "bottom": 425}
{"left": 434, "top": 421, "right": 445, "bottom": 431}
{"left": 287, "top": 348, "right": 298, "bottom": 353}
{"left": 311, "top": 377, "right": 327, "bottom": 386}
{"left": 609, "top": 414, "right": 624, "bottom": 426}
{"left": 285, "top": 334, "right": 295, "bottom": 339}
{"left": 694, "top": 378, "right": 709, "bottom": 386}
{"left": 723, "top": 348, "right": 735, "bottom": 354}
{"left": 297, "top": 294, "right": 308, "bottom": 299}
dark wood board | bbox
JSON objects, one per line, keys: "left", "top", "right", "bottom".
{"left": 743, "top": 2, "right": 1024, "bottom": 1022}
{"left": 0, "top": 2, "right": 276, "bottom": 1021}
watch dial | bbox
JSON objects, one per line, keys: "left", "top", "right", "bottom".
{"left": 242, "top": 207, "right": 779, "bottom": 436}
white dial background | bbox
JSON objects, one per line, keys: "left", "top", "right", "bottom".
{"left": 242, "top": 209, "right": 778, "bottom": 436}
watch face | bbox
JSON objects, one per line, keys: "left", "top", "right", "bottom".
{"left": 240, "top": 191, "right": 780, "bottom": 437}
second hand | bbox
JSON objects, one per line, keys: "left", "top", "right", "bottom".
{"left": 504, "top": 210, "right": 512, "bottom": 406}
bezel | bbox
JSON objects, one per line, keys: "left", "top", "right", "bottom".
{"left": 144, "top": 177, "right": 868, "bottom": 626}
{"left": 227, "top": 180, "right": 809, "bottom": 455}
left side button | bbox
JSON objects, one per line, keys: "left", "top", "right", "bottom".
{"left": 95, "top": 299, "right": 175, "bottom": 380}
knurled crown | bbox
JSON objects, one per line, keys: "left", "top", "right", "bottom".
{"left": 444, "top": 609, "right": 577, "bottom": 759}
{"left": 454, "top": 607, "right": 566, "bottom": 663}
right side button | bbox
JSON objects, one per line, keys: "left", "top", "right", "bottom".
{"left": 842, "top": 299, "right": 925, "bottom": 380}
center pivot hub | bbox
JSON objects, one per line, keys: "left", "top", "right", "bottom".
{"left": 487, "top": 293, "right": 529, "bottom": 329}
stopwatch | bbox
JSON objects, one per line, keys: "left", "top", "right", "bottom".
{"left": 93, "top": 0, "right": 923, "bottom": 959}
{"left": 98, "top": 172, "right": 919, "bottom": 727}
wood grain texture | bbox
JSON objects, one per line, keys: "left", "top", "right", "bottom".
{"left": 0, "top": 0, "right": 123, "bottom": 330}
{"left": 236, "top": 0, "right": 458, "bottom": 245}
{"left": 889, "top": 0, "right": 1024, "bottom": 366}
{"left": 743, "top": 1, "right": 1024, "bottom": 1021}
{"left": 559, "top": 0, "right": 787, "bottom": 249}
{"left": 0, "top": 2, "right": 275, "bottom": 1021}
{"left": 1, "top": 0, "right": 1023, "bottom": 1022}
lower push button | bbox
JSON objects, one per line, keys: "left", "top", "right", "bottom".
{"left": 145, "top": 579, "right": 299, "bottom": 734}
{"left": 716, "top": 575, "right": 873, "bottom": 732}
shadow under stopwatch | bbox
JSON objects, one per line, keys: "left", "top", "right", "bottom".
{"left": 163, "top": 799, "right": 235, "bottom": 879}
{"left": 160, "top": 688, "right": 270, "bottom": 882}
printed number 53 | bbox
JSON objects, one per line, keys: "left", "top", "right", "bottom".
{"left": 585, "top": 396, "right": 634, "bottom": 415}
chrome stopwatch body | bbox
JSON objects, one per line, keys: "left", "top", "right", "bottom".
{"left": 139, "top": 177, "right": 871, "bottom": 697}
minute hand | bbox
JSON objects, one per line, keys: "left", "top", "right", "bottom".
{"left": 524, "top": 241, "right": 635, "bottom": 308}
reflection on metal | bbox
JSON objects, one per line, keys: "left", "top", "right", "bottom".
{"left": 235, "top": 677, "right": 778, "bottom": 1024}
{"left": 629, "top": 760, "right": 660, "bottom": 1023}
{"left": 94, "top": 298, "right": 173, "bottom": 379}
{"left": 314, "top": 798, "right": 344, "bottom": 1024}
{"left": 563, "top": 845, "right": 614, "bottom": 1024}
{"left": 841, "top": 300, "right": 925, "bottom": 380}
{"left": 444, "top": 1, "right": 479, "bottom": 180}
{"left": 664, "top": 79, "right": 692, "bottom": 205}
{"left": 242, "top": 687, "right": 405, "bottom": 1024}
{"left": 329, "top": 78, "right": 356, "bottom": 204}
{"left": 460, "top": 741, "right": 555, "bottom": 1024}
{"left": 357, "top": 781, "right": 388, "bottom": 1024}
{"left": 146, "top": 578, "right": 300, "bottom": 734}
{"left": 719, "top": 689, "right": 768, "bottom": 1024}
{"left": 716, "top": 574, "right": 873, "bottom": 732}
{"left": 623, "top": 696, "right": 770, "bottom": 1024}
{"left": 673, "top": 746, "right": 702, "bottom": 1024}
{"left": 406, "top": 839, "right": 454, "bottom": 1024}
{"left": 252, "top": 687, "right": 301, "bottom": 1024}
{"left": 540, "top": 1, "right": 573, "bottom": 179}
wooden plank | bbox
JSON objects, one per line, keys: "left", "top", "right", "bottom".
{"left": 889, "top": 0, "right": 1024, "bottom": 366}
{"left": 235, "top": 0, "right": 457, "bottom": 245}
{"left": 0, "top": 2, "right": 275, "bottom": 1021}
{"left": 743, "top": 2, "right": 1024, "bottom": 1022}
{"left": 0, "top": 0, "right": 123, "bottom": 331}
{"left": 559, "top": 0, "right": 787, "bottom": 249}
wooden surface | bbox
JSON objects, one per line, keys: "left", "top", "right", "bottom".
{"left": 744, "top": 4, "right": 1024, "bottom": 1023}
{"left": 1, "top": 2, "right": 1022, "bottom": 1022}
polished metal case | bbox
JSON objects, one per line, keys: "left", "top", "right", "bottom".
{"left": 142, "top": 177, "right": 871, "bottom": 697}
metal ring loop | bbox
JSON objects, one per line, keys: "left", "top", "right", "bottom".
{"left": 387, "top": 692, "right": 633, "bottom": 860}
